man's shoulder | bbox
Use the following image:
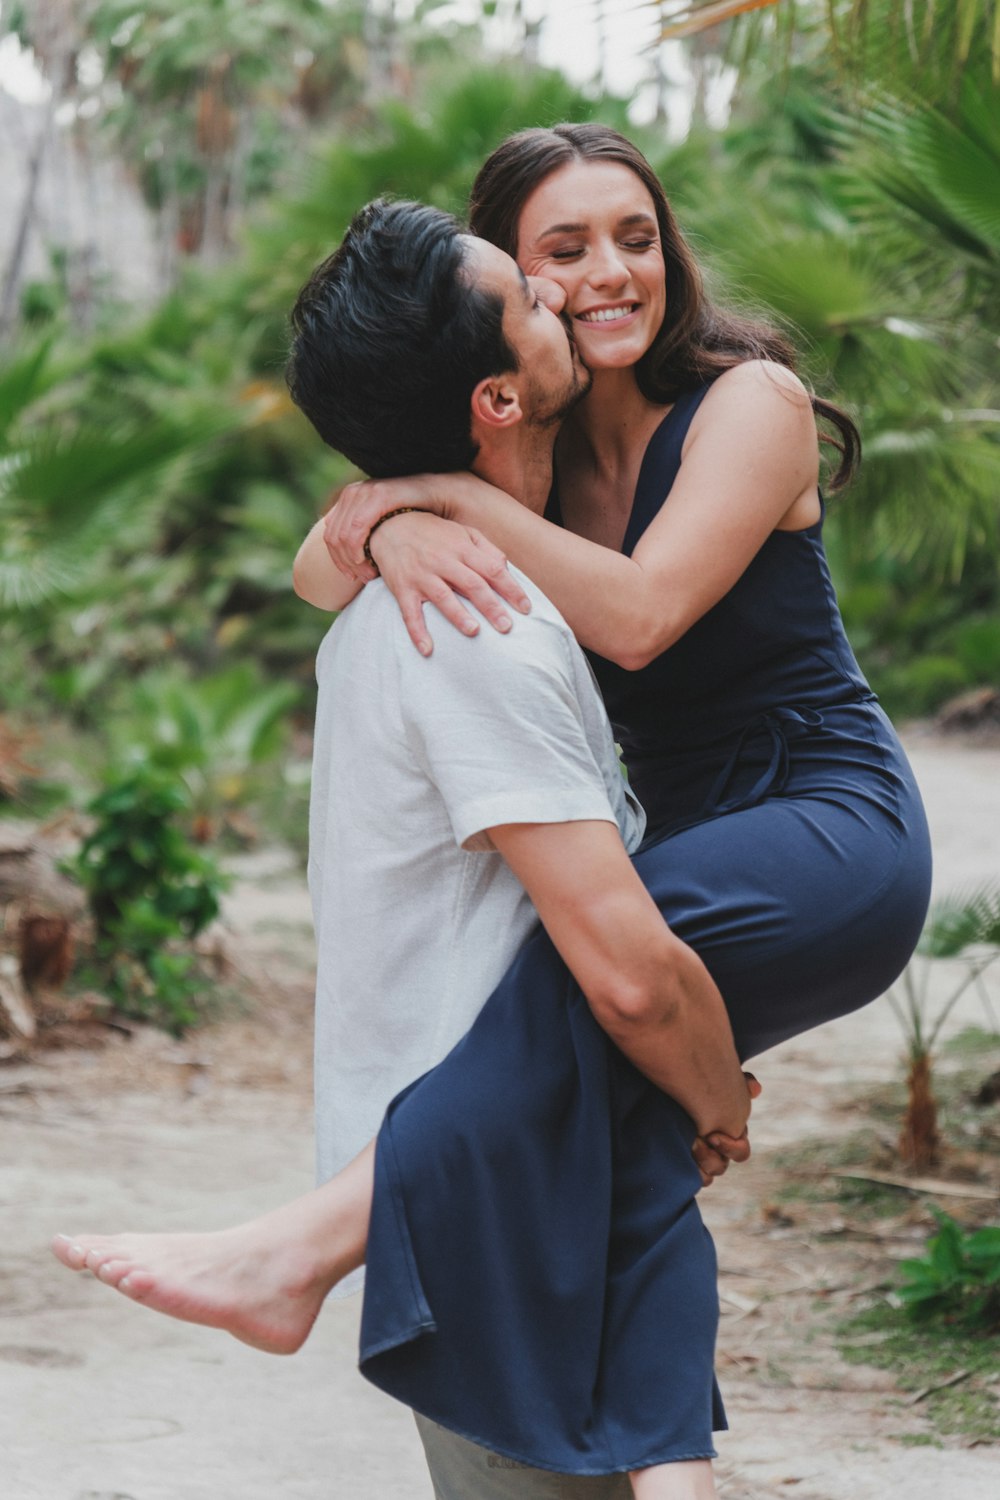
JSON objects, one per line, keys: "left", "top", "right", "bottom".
{"left": 318, "top": 571, "right": 584, "bottom": 702}
{"left": 417, "top": 569, "right": 578, "bottom": 685}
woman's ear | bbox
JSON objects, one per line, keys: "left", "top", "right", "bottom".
{"left": 470, "top": 375, "right": 524, "bottom": 432}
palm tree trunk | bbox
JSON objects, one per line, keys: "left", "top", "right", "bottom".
{"left": 899, "top": 1051, "right": 941, "bottom": 1170}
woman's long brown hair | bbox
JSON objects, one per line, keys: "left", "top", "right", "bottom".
{"left": 469, "top": 124, "right": 859, "bottom": 490}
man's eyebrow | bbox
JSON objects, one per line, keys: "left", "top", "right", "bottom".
{"left": 536, "top": 212, "right": 657, "bottom": 239}
{"left": 517, "top": 267, "right": 534, "bottom": 306}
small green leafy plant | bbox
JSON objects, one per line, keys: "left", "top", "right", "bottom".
{"left": 885, "top": 881, "right": 1000, "bottom": 1168}
{"left": 69, "top": 764, "right": 226, "bottom": 1033}
{"left": 897, "top": 1210, "right": 1000, "bottom": 1333}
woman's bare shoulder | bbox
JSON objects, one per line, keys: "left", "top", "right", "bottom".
{"left": 704, "top": 359, "right": 813, "bottom": 411}
{"left": 682, "top": 360, "right": 819, "bottom": 490}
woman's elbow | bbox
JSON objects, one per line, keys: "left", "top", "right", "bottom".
{"left": 606, "top": 621, "right": 681, "bottom": 672}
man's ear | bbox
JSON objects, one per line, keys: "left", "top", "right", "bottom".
{"left": 471, "top": 374, "right": 524, "bottom": 432}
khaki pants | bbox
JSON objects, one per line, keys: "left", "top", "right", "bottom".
{"left": 415, "top": 1414, "right": 633, "bottom": 1500}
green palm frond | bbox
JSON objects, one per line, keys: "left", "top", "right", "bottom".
{"left": 652, "top": 0, "right": 1000, "bottom": 84}
{"left": 849, "top": 83, "right": 1000, "bottom": 272}
{"left": 919, "top": 883, "right": 1000, "bottom": 959}
{"left": 0, "top": 340, "right": 62, "bottom": 446}
{"left": 0, "top": 408, "right": 237, "bottom": 611}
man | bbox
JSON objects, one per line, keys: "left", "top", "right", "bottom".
{"left": 54, "top": 200, "right": 753, "bottom": 1499}
{"left": 293, "top": 199, "right": 753, "bottom": 1496}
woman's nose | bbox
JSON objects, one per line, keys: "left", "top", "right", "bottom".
{"left": 588, "top": 242, "right": 629, "bottom": 289}
{"left": 528, "top": 275, "right": 566, "bottom": 313}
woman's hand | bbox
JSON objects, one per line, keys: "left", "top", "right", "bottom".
{"left": 322, "top": 476, "right": 447, "bottom": 582}
{"left": 367, "top": 510, "right": 532, "bottom": 656}
{"left": 692, "top": 1072, "right": 762, "bottom": 1187}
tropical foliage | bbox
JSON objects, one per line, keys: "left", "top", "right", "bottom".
{"left": 886, "top": 883, "right": 1000, "bottom": 1168}
{"left": 898, "top": 1210, "right": 1000, "bottom": 1332}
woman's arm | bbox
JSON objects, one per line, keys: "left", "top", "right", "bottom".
{"left": 293, "top": 517, "right": 365, "bottom": 612}
{"left": 323, "top": 362, "right": 822, "bottom": 667}
{"left": 293, "top": 501, "right": 533, "bottom": 644}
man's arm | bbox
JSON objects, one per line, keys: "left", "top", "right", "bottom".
{"left": 489, "top": 817, "right": 751, "bottom": 1142}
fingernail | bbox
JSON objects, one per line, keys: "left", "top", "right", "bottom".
{"left": 463, "top": 622, "right": 478, "bottom": 635}
{"left": 418, "top": 641, "right": 431, "bottom": 657}
{"left": 497, "top": 616, "right": 512, "bottom": 631}
{"left": 517, "top": 599, "right": 531, "bottom": 613}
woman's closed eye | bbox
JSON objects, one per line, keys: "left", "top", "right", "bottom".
{"left": 549, "top": 239, "right": 657, "bottom": 261}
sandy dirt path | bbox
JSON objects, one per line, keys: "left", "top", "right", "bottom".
{"left": 2, "top": 731, "right": 998, "bottom": 1500}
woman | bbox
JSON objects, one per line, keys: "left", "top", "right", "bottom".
{"left": 56, "top": 127, "right": 931, "bottom": 1499}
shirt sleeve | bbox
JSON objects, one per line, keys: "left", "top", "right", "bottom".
{"left": 397, "top": 605, "right": 623, "bottom": 853}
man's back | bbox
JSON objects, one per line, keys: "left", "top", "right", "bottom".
{"left": 309, "top": 572, "right": 644, "bottom": 1204}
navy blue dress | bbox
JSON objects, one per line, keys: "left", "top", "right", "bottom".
{"left": 357, "top": 384, "right": 932, "bottom": 1474}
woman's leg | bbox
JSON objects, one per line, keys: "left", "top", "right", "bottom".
{"left": 50, "top": 1139, "right": 374, "bottom": 1354}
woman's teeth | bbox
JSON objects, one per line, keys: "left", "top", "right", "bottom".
{"left": 578, "top": 305, "right": 636, "bottom": 323}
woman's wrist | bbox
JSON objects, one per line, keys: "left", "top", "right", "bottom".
{"left": 363, "top": 507, "right": 428, "bottom": 573}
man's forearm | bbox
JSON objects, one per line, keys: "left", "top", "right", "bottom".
{"left": 490, "top": 821, "right": 750, "bottom": 1142}
{"left": 592, "top": 935, "right": 749, "bottom": 1141}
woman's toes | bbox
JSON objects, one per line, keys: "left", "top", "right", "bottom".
{"left": 118, "top": 1270, "right": 154, "bottom": 1301}
{"left": 96, "top": 1259, "right": 133, "bottom": 1288}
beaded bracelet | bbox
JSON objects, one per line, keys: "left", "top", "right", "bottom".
{"left": 362, "top": 506, "right": 427, "bottom": 575}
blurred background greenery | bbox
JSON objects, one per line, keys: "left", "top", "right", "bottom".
{"left": 1, "top": 0, "right": 998, "bottom": 870}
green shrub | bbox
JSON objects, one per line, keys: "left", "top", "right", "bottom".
{"left": 876, "top": 654, "right": 971, "bottom": 718}
{"left": 951, "top": 616, "right": 1000, "bottom": 683}
{"left": 898, "top": 1211, "right": 1000, "bottom": 1333}
{"left": 69, "top": 764, "right": 226, "bottom": 1033}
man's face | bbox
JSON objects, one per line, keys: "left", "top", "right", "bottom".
{"left": 461, "top": 237, "right": 591, "bottom": 427}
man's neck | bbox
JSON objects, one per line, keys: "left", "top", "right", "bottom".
{"left": 472, "top": 427, "right": 555, "bottom": 516}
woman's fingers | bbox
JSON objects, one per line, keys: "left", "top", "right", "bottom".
{"left": 396, "top": 587, "right": 436, "bottom": 658}
{"left": 466, "top": 528, "right": 532, "bottom": 616}
{"left": 323, "top": 481, "right": 394, "bottom": 575}
{"left": 370, "top": 519, "right": 532, "bottom": 652}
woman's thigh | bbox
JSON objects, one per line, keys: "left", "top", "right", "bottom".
{"left": 633, "top": 790, "right": 932, "bottom": 1060}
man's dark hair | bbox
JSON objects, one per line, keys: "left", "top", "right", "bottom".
{"left": 286, "top": 199, "right": 518, "bottom": 477}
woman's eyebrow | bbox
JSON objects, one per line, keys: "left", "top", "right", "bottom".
{"left": 536, "top": 212, "right": 657, "bottom": 239}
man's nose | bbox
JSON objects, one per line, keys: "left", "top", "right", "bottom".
{"left": 528, "top": 275, "right": 566, "bottom": 313}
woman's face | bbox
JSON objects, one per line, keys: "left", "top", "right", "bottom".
{"left": 515, "top": 159, "right": 666, "bottom": 375}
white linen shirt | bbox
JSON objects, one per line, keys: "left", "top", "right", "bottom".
{"left": 309, "top": 570, "right": 645, "bottom": 1294}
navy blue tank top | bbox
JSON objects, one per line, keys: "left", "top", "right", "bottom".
{"left": 547, "top": 383, "right": 878, "bottom": 837}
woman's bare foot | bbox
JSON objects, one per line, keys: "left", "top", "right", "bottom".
{"left": 50, "top": 1141, "right": 375, "bottom": 1354}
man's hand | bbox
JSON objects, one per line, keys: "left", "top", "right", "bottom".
{"left": 693, "top": 1072, "right": 762, "bottom": 1187}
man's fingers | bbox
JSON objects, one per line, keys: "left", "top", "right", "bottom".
{"left": 744, "top": 1071, "right": 762, "bottom": 1099}
{"left": 692, "top": 1137, "right": 730, "bottom": 1179}
{"left": 705, "top": 1130, "right": 751, "bottom": 1164}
